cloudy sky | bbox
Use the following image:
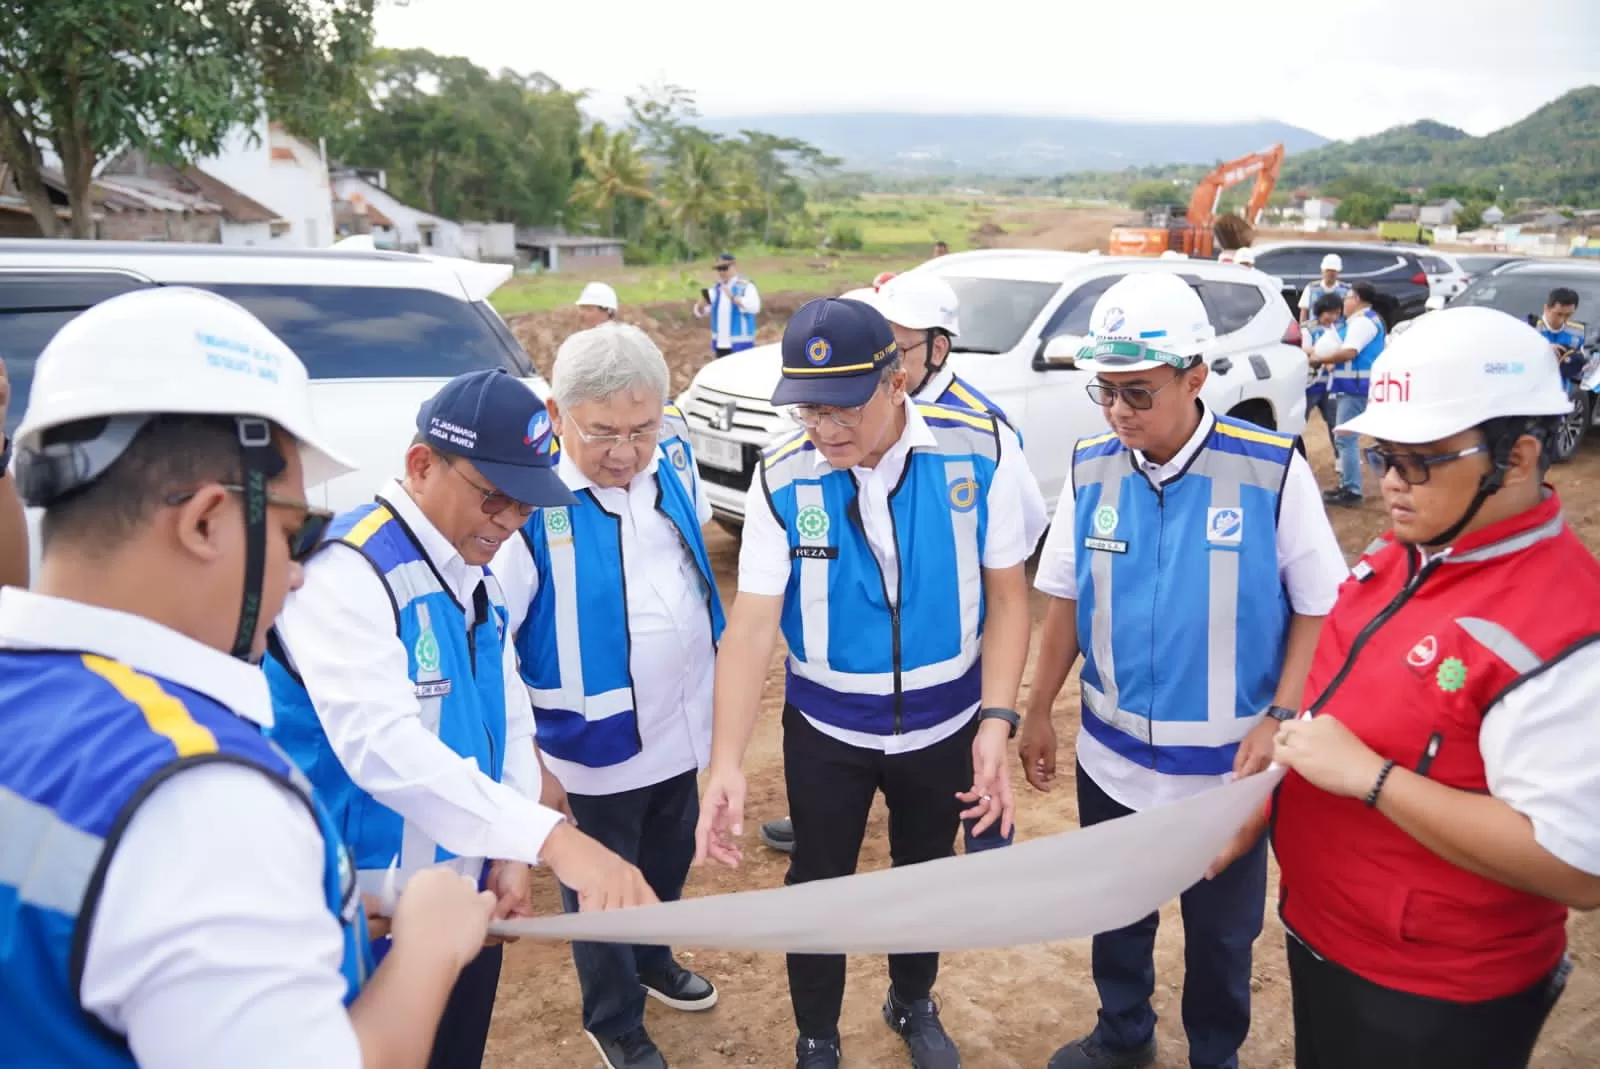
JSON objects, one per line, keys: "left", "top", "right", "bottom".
{"left": 375, "top": 0, "right": 1598, "bottom": 142}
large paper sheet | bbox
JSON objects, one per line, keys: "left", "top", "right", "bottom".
{"left": 490, "top": 768, "right": 1282, "bottom": 953}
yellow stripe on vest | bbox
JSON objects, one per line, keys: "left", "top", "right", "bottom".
{"left": 80, "top": 654, "right": 218, "bottom": 758}
{"left": 945, "top": 382, "right": 985, "bottom": 411}
{"left": 344, "top": 506, "right": 394, "bottom": 548}
{"left": 764, "top": 435, "right": 810, "bottom": 468}
{"left": 1076, "top": 430, "right": 1118, "bottom": 450}
{"left": 914, "top": 403, "right": 991, "bottom": 431}
{"left": 1214, "top": 422, "right": 1292, "bottom": 448}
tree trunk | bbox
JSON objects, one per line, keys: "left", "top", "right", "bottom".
{"left": 62, "top": 131, "right": 95, "bottom": 239}
{"left": 0, "top": 111, "right": 60, "bottom": 237}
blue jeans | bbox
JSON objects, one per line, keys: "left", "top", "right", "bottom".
{"left": 1306, "top": 388, "right": 1338, "bottom": 455}
{"left": 1334, "top": 393, "right": 1369, "bottom": 494}
{"left": 559, "top": 769, "right": 700, "bottom": 1038}
{"left": 1076, "top": 762, "right": 1268, "bottom": 1069}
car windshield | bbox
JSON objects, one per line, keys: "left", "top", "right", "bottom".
{"left": 1457, "top": 255, "right": 1520, "bottom": 275}
{"left": 940, "top": 278, "right": 1060, "bottom": 354}
{"left": 1450, "top": 271, "right": 1600, "bottom": 335}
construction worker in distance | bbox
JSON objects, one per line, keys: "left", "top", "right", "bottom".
{"left": 0, "top": 287, "right": 502, "bottom": 1068}
{"left": 1298, "top": 252, "right": 1349, "bottom": 323}
{"left": 264, "top": 367, "right": 658, "bottom": 1069}
{"left": 1018, "top": 273, "right": 1348, "bottom": 1069}
{"left": 576, "top": 282, "right": 620, "bottom": 329}
{"left": 1302, "top": 292, "right": 1346, "bottom": 454}
{"left": 692, "top": 252, "right": 761, "bottom": 358}
{"left": 696, "top": 297, "right": 1036, "bottom": 1069}
{"left": 1311, "top": 281, "right": 1387, "bottom": 507}
{"left": 1213, "top": 307, "right": 1600, "bottom": 1068}
{"left": 1535, "top": 286, "right": 1585, "bottom": 377}
{"left": 759, "top": 272, "right": 1048, "bottom": 858}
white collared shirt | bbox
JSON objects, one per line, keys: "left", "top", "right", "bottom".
{"left": 0, "top": 589, "right": 363, "bottom": 1069}
{"left": 738, "top": 397, "right": 1033, "bottom": 754}
{"left": 273, "top": 480, "right": 561, "bottom": 888}
{"left": 1033, "top": 405, "right": 1349, "bottom": 811}
{"left": 495, "top": 448, "right": 718, "bottom": 797}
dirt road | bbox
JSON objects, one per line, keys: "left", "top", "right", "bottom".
{"left": 482, "top": 388, "right": 1600, "bottom": 1067}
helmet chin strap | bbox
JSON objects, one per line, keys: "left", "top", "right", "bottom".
{"left": 231, "top": 418, "right": 285, "bottom": 663}
{"left": 910, "top": 329, "right": 945, "bottom": 397}
{"left": 1419, "top": 473, "right": 1502, "bottom": 549}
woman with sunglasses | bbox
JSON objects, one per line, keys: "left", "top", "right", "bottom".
{"left": 1220, "top": 307, "right": 1600, "bottom": 1068}
{"left": 264, "top": 367, "right": 658, "bottom": 1069}
{"left": 0, "top": 288, "right": 510, "bottom": 1069}
{"left": 1021, "top": 271, "right": 1347, "bottom": 1069}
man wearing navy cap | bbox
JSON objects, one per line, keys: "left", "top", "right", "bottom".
{"left": 693, "top": 251, "right": 761, "bottom": 357}
{"left": 694, "top": 299, "right": 1036, "bottom": 1069}
{"left": 266, "top": 368, "right": 658, "bottom": 1069}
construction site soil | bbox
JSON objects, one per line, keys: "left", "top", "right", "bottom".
{"left": 494, "top": 256, "right": 1600, "bottom": 1068}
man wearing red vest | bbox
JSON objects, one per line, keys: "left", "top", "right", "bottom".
{"left": 1215, "top": 306, "right": 1600, "bottom": 1068}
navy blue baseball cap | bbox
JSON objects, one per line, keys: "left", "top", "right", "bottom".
{"left": 772, "top": 297, "right": 900, "bottom": 408}
{"left": 416, "top": 368, "right": 576, "bottom": 507}
{"left": 715, "top": 252, "right": 736, "bottom": 265}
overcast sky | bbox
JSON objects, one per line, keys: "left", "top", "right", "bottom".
{"left": 375, "top": 0, "right": 1598, "bottom": 143}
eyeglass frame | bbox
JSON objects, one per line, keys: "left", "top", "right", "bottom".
{"left": 163, "top": 485, "right": 333, "bottom": 562}
{"left": 1085, "top": 372, "right": 1185, "bottom": 412}
{"left": 786, "top": 380, "right": 892, "bottom": 430}
{"left": 564, "top": 419, "right": 662, "bottom": 451}
{"left": 1362, "top": 443, "right": 1488, "bottom": 486}
{"left": 442, "top": 457, "right": 536, "bottom": 518}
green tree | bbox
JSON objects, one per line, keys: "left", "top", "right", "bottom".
{"left": 570, "top": 123, "right": 652, "bottom": 237}
{"left": 662, "top": 138, "right": 725, "bottom": 252}
{"left": 1127, "top": 179, "right": 1188, "bottom": 210}
{"left": 0, "top": 0, "right": 375, "bottom": 237}
{"left": 1334, "top": 192, "right": 1390, "bottom": 229}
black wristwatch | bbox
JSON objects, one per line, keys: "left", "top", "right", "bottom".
{"left": 1266, "top": 704, "right": 1297, "bottom": 722}
{"left": 978, "top": 706, "right": 1021, "bottom": 738}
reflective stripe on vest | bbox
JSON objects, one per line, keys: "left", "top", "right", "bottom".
{"left": 1330, "top": 308, "right": 1385, "bottom": 393}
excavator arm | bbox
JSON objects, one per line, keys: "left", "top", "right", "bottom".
{"left": 1185, "top": 144, "right": 1285, "bottom": 257}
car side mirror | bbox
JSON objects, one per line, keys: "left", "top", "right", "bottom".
{"left": 1425, "top": 295, "right": 1446, "bottom": 313}
{"left": 1034, "top": 334, "right": 1085, "bottom": 371}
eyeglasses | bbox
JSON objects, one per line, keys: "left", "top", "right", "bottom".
{"left": 164, "top": 486, "right": 333, "bottom": 562}
{"left": 1085, "top": 374, "right": 1182, "bottom": 412}
{"left": 1363, "top": 444, "right": 1487, "bottom": 486}
{"left": 565, "top": 420, "right": 661, "bottom": 450}
{"left": 787, "top": 382, "right": 888, "bottom": 429}
{"left": 444, "top": 459, "right": 535, "bottom": 518}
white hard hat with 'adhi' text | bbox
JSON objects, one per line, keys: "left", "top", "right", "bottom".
{"left": 576, "top": 281, "right": 619, "bottom": 311}
{"left": 1337, "top": 306, "right": 1571, "bottom": 445}
{"left": 869, "top": 272, "right": 961, "bottom": 336}
{"left": 1074, "top": 273, "right": 1216, "bottom": 374}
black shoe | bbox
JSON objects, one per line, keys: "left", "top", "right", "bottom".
{"left": 1322, "top": 487, "right": 1363, "bottom": 507}
{"left": 882, "top": 988, "right": 961, "bottom": 1069}
{"left": 586, "top": 1026, "right": 668, "bottom": 1069}
{"left": 795, "top": 1036, "right": 842, "bottom": 1069}
{"left": 761, "top": 816, "right": 795, "bottom": 853}
{"left": 1046, "top": 1032, "right": 1157, "bottom": 1069}
{"left": 640, "top": 962, "right": 718, "bottom": 1011}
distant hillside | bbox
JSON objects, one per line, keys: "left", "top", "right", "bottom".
{"left": 1283, "top": 86, "right": 1600, "bottom": 203}
{"left": 697, "top": 112, "right": 1330, "bottom": 175}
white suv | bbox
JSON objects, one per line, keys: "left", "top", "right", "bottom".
{"left": 678, "top": 250, "right": 1310, "bottom": 526}
{"left": 0, "top": 239, "right": 550, "bottom": 577}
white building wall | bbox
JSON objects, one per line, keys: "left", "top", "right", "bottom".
{"left": 220, "top": 220, "right": 274, "bottom": 247}
{"left": 201, "top": 118, "right": 333, "bottom": 249}
{"left": 330, "top": 175, "right": 466, "bottom": 256}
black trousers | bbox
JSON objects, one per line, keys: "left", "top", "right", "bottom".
{"left": 782, "top": 703, "right": 976, "bottom": 1039}
{"left": 426, "top": 943, "right": 503, "bottom": 1069}
{"left": 1286, "top": 933, "right": 1568, "bottom": 1069}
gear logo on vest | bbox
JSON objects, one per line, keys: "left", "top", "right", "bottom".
{"left": 1435, "top": 657, "right": 1468, "bottom": 693}
{"left": 1207, "top": 507, "right": 1244, "bottom": 545}
{"left": 1407, "top": 635, "right": 1438, "bottom": 669}
{"left": 544, "top": 507, "right": 572, "bottom": 543}
{"left": 796, "top": 504, "right": 830, "bottom": 541}
{"left": 948, "top": 476, "right": 979, "bottom": 512}
{"left": 414, "top": 629, "right": 441, "bottom": 674}
{"left": 1093, "top": 505, "right": 1118, "bottom": 535}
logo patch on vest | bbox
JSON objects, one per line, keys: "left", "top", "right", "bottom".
{"left": 1435, "top": 657, "right": 1468, "bottom": 693}
{"left": 414, "top": 629, "right": 441, "bottom": 674}
{"left": 1407, "top": 635, "right": 1438, "bottom": 669}
{"left": 1207, "top": 507, "right": 1243, "bottom": 545}
{"left": 668, "top": 441, "right": 689, "bottom": 470}
{"left": 544, "top": 507, "right": 572, "bottom": 544}
{"left": 948, "top": 476, "right": 979, "bottom": 512}
{"left": 414, "top": 679, "right": 453, "bottom": 699}
{"left": 796, "top": 504, "right": 830, "bottom": 541}
{"left": 1093, "top": 505, "right": 1118, "bottom": 535}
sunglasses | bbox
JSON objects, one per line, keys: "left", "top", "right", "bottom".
{"left": 445, "top": 458, "right": 535, "bottom": 518}
{"left": 165, "top": 486, "right": 333, "bottom": 562}
{"left": 1085, "top": 375, "right": 1181, "bottom": 412}
{"left": 1363, "top": 444, "right": 1487, "bottom": 486}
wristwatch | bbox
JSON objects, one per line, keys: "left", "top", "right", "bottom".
{"left": 978, "top": 706, "right": 1021, "bottom": 738}
{"left": 1266, "top": 704, "right": 1298, "bottom": 722}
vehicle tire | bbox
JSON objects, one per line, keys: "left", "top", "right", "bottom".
{"left": 1551, "top": 389, "right": 1590, "bottom": 464}
{"left": 1227, "top": 400, "right": 1276, "bottom": 432}
{"left": 713, "top": 516, "right": 745, "bottom": 538}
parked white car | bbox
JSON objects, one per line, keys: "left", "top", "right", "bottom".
{"left": 1416, "top": 249, "right": 1472, "bottom": 302}
{"left": 677, "top": 250, "right": 1311, "bottom": 527}
{"left": 0, "top": 239, "right": 550, "bottom": 579}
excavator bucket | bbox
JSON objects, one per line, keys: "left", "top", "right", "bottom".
{"left": 1214, "top": 215, "right": 1255, "bottom": 252}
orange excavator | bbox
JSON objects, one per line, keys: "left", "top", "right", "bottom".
{"left": 1108, "top": 143, "right": 1285, "bottom": 259}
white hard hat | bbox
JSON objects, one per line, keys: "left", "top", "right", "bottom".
{"left": 1337, "top": 307, "right": 1571, "bottom": 445}
{"left": 1075, "top": 273, "right": 1216, "bottom": 373}
{"left": 869, "top": 272, "right": 961, "bottom": 336}
{"left": 1158, "top": 250, "right": 1187, "bottom": 260}
{"left": 839, "top": 286, "right": 877, "bottom": 303}
{"left": 1321, "top": 252, "right": 1343, "bottom": 272}
{"left": 14, "top": 286, "right": 355, "bottom": 494}
{"left": 576, "top": 281, "right": 618, "bottom": 311}
{"left": 1235, "top": 247, "right": 1257, "bottom": 266}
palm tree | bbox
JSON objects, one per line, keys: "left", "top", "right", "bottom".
{"left": 662, "top": 139, "right": 724, "bottom": 252}
{"left": 570, "top": 123, "right": 652, "bottom": 237}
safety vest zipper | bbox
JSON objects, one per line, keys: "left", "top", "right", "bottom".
{"left": 1305, "top": 552, "right": 1441, "bottom": 717}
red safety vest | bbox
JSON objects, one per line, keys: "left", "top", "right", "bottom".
{"left": 1274, "top": 490, "right": 1600, "bottom": 1002}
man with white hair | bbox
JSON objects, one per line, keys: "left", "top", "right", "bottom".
{"left": 577, "top": 282, "right": 620, "bottom": 330}
{"left": 495, "top": 323, "right": 724, "bottom": 1069}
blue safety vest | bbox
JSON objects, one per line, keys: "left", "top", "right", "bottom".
{"left": 265, "top": 498, "right": 509, "bottom": 891}
{"left": 1304, "top": 319, "right": 1346, "bottom": 400}
{"left": 1537, "top": 318, "right": 1585, "bottom": 353}
{"left": 1330, "top": 307, "right": 1386, "bottom": 397}
{"left": 0, "top": 650, "right": 370, "bottom": 1066}
{"left": 1071, "top": 415, "right": 1294, "bottom": 776}
{"left": 515, "top": 408, "right": 725, "bottom": 768}
{"left": 928, "top": 373, "right": 1022, "bottom": 445}
{"left": 709, "top": 278, "right": 757, "bottom": 351}
{"left": 1305, "top": 279, "right": 1350, "bottom": 315}
{"left": 761, "top": 403, "right": 999, "bottom": 736}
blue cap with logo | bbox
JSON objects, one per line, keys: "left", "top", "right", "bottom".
{"left": 771, "top": 297, "right": 900, "bottom": 408}
{"left": 416, "top": 368, "right": 576, "bottom": 507}
{"left": 715, "top": 251, "right": 736, "bottom": 266}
